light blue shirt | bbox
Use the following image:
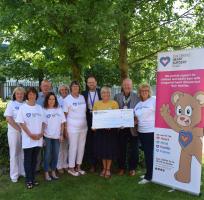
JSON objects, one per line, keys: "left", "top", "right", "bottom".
{"left": 36, "top": 92, "right": 46, "bottom": 107}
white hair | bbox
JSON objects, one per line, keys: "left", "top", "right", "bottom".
{"left": 100, "top": 86, "right": 111, "bottom": 96}
{"left": 58, "top": 84, "right": 69, "bottom": 94}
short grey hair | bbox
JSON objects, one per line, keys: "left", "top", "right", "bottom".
{"left": 100, "top": 86, "right": 111, "bottom": 96}
{"left": 122, "top": 78, "right": 132, "bottom": 85}
{"left": 58, "top": 84, "right": 69, "bottom": 94}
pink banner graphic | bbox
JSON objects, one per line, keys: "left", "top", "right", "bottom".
{"left": 153, "top": 48, "right": 204, "bottom": 195}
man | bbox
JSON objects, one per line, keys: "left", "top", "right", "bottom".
{"left": 114, "top": 78, "right": 140, "bottom": 176}
{"left": 36, "top": 80, "right": 52, "bottom": 106}
{"left": 82, "top": 75, "right": 101, "bottom": 172}
{"left": 36, "top": 80, "right": 52, "bottom": 171}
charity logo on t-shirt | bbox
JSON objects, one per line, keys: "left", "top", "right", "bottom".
{"left": 26, "top": 112, "right": 41, "bottom": 118}
{"left": 15, "top": 106, "right": 20, "bottom": 110}
{"left": 72, "top": 101, "right": 85, "bottom": 106}
{"left": 46, "top": 113, "right": 61, "bottom": 118}
{"left": 26, "top": 113, "right": 31, "bottom": 118}
{"left": 134, "top": 105, "right": 150, "bottom": 111}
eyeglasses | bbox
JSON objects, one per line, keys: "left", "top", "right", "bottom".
{"left": 141, "top": 90, "right": 149, "bottom": 92}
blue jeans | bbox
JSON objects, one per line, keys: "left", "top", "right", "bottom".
{"left": 44, "top": 137, "right": 60, "bottom": 172}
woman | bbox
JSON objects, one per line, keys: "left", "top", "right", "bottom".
{"left": 93, "top": 86, "right": 119, "bottom": 178}
{"left": 4, "top": 87, "right": 25, "bottom": 183}
{"left": 43, "top": 92, "right": 66, "bottom": 181}
{"left": 16, "top": 87, "right": 44, "bottom": 189}
{"left": 57, "top": 84, "right": 69, "bottom": 173}
{"left": 63, "top": 81, "right": 87, "bottom": 176}
{"left": 134, "top": 83, "right": 156, "bottom": 184}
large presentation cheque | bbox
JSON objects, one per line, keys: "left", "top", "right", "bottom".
{"left": 92, "top": 109, "right": 134, "bottom": 129}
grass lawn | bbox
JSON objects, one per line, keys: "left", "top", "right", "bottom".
{"left": 0, "top": 167, "right": 203, "bottom": 200}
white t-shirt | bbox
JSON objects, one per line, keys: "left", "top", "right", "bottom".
{"left": 134, "top": 97, "right": 156, "bottom": 133}
{"left": 43, "top": 107, "right": 66, "bottom": 139}
{"left": 4, "top": 100, "right": 24, "bottom": 132}
{"left": 63, "top": 94, "right": 87, "bottom": 131}
{"left": 57, "top": 96, "right": 64, "bottom": 109}
{"left": 16, "top": 103, "right": 44, "bottom": 149}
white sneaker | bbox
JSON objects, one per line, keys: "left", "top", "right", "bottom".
{"left": 140, "top": 175, "right": 145, "bottom": 179}
{"left": 67, "top": 170, "right": 80, "bottom": 176}
{"left": 20, "top": 174, "right": 25, "bottom": 177}
{"left": 11, "top": 179, "right": 18, "bottom": 183}
{"left": 77, "top": 169, "right": 86, "bottom": 175}
{"left": 138, "top": 179, "right": 150, "bottom": 185}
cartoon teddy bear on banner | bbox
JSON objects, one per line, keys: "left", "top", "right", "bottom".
{"left": 160, "top": 91, "right": 204, "bottom": 183}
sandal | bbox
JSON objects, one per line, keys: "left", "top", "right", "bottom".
{"left": 51, "top": 175, "right": 59, "bottom": 180}
{"left": 45, "top": 175, "right": 52, "bottom": 181}
{"left": 104, "top": 170, "right": 111, "bottom": 179}
{"left": 100, "top": 169, "right": 106, "bottom": 177}
{"left": 51, "top": 171, "right": 59, "bottom": 180}
{"left": 26, "top": 182, "right": 33, "bottom": 189}
{"left": 129, "top": 170, "right": 136, "bottom": 176}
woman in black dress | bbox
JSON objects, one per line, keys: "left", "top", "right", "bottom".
{"left": 93, "top": 86, "right": 119, "bottom": 178}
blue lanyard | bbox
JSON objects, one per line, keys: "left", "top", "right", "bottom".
{"left": 88, "top": 91, "right": 97, "bottom": 109}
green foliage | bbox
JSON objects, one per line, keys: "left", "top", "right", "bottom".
{"left": 0, "top": 0, "right": 113, "bottom": 81}
{"left": 84, "top": 62, "right": 120, "bottom": 87}
{"left": 0, "top": 106, "right": 9, "bottom": 168}
{"left": 0, "top": 0, "right": 204, "bottom": 84}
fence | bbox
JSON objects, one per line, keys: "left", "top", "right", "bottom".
{"left": 0, "top": 81, "right": 39, "bottom": 100}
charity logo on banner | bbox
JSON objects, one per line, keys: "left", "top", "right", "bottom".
{"left": 153, "top": 48, "right": 204, "bottom": 195}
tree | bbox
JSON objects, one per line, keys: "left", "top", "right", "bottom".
{"left": 84, "top": 60, "right": 121, "bottom": 87}
{"left": 98, "top": 0, "right": 204, "bottom": 82}
{"left": 0, "top": 0, "right": 112, "bottom": 82}
{"left": 0, "top": 0, "right": 203, "bottom": 85}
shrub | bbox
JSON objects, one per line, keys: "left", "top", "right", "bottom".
{"left": 0, "top": 105, "right": 9, "bottom": 170}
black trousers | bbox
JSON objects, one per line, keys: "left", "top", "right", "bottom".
{"left": 24, "top": 147, "right": 40, "bottom": 183}
{"left": 139, "top": 132, "right": 154, "bottom": 180}
{"left": 84, "top": 128, "right": 97, "bottom": 167}
{"left": 118, "top": 128, "right": 139, "bottom": 171}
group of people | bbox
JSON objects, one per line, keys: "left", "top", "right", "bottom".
{"left": 4, "top": 76, "right": 156, "bottom": 189}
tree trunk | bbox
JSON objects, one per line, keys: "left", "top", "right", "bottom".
{"left": 71, "top": 62, "right": 82, "bottom": 82}
{"left": 38, "top": 69, "right": 44, "bottom": 89}
{"left": 69, "top": 46, "right": 82, "bottom": 83}
{"left": 119, "top": 31, "right": 128, "bottom": 83}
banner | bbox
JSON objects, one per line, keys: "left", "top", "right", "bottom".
{"left": 153, "top": 48, "right": 204, "bottom": 195}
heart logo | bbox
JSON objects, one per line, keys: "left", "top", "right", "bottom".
{"left": 179, "top": 130, "right": 193, "bottom": 148}
{"left": 15, "top": 106, "right": 19, "bottom": 110}
{"left": 160, "top": 56, "right": 170, "bottom": 67}
{"left": 26, "top": 113, "right": 31, "bottom": 118}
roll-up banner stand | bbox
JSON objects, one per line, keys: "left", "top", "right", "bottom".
{"left": 153, "top": 48, "right": 204, "bottom": 195}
